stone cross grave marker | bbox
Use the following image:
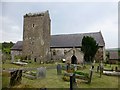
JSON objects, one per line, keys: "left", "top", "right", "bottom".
{"left": 57, "top": 64, "right": 62, "bottom": 75}
{"left": 37, "top": 67, "right": 46, "bottom": 79}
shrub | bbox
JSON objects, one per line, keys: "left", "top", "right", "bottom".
{"left": 62, "top": 75, "right": 70, "bottom": 82}
{"left": 15, "top": 55, "right": 22, "bottom": 61}
{"left": 74, "top": 71, "right": 89, "bottom": 78}
{"left": 67, "top": 69, "right": 74, "bottom": 73}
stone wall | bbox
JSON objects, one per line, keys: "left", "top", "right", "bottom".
{"left": 50, "top": 48, "right": 83, "bottom": 63}
{"left": 50, "top": 48, "right": 73, "bottom": 60}
{"left": 94, "top": 47, "right": 105, "bottom": 62}
{"left": 51, "top": 47, "right": 105, "bottom": 63}
{"left": 11, "top": 50, "right": 22, "bottom": 62}
{"left": 22, "top": 11, "right": 51, "bottom": 63}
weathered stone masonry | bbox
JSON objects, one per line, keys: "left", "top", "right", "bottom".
{"left": 22, "top": 11, "right": 51, "bottom": 63}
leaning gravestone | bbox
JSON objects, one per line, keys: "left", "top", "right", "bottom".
{"left": 37, "top": 67, "right": 46, "bottom": 79}
{"left": 57, "top": 64, "right": 62, "bottom": 75}
{"left": 97, "top": 66, "right": 99, "bottom": 73}
{"left": 10, "top": 70, "right": 22, "bottom": 86}
{"left": 100, "top": 62, "right": 103, "bottom": 78}
{"left": 88, "top": 65, "right": 94, "bottom": 84}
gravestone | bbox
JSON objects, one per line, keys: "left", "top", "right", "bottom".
{"left": 97, "top": 66, "right": 99, "bottom": 73}
{"left": 62, "top": 64, "right": 67, "bottom": 71}
{"left": 73, "top": 64, "right": 77, "bottom": 71}
{"left": 10, "top": 70, "right": 22, "bottom": 86}
{"left": 57, "top": 64, "right": 62, "bottom": 75}
{"left": 72, "top": 73, "right": 76, "bottom": 83}
{"left": 11, "top": 54, "right": 14, "bottom": 63}
{"left": 111, "top": 67, "right": 114, "bottom": 71}
{"left": 70, "top": 73, "right": 73, "bottom": 90}
{"left": 67, "top": 64, "right": 71, "bottom": 71}
{"left": 100, "top": 62, "right": 103, "bottom": 78}
{"left": 88, "top": 65, "right": 94, "bottom": 84}
{"left": 18, "top": 59, "right": 20, "bottom": 62}
{"left": 37, "top": 67, "right": 46, "bottom": 78}
{"left": 115, "top": 67, "right": 118, "bottom": 72}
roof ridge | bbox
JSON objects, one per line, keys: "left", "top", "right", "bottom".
{"left": 51, "top": 31, "right": 100, "bottom": 36}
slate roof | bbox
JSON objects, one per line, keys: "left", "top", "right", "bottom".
{"left": 11, "top": 41, "right": 22, "bottom": 51}
{"left": 51, "top": 32, "right": 105, "bottom": 48}
{"left": 11, "top": 32, "right": 105, "bottom": 50}
{"left": 109, "top": 51, "right": 119, "bottom": 60}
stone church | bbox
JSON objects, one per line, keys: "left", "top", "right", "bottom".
{"left": 11, "top": 10, "right": 106, "bottom": 64}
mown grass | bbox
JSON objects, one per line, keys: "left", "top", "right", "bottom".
{"left": 11, "top": 68, "right": 119, "bottom": 88}
{"left": 1, "top": 60, "right": 119, "bottom": 88}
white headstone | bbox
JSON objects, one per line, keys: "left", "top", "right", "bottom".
{"left": 74, "top": 64, "right": 77, "bottom": 71}
{"left": 11, "top": 54, "right": 14, "bottom": 63}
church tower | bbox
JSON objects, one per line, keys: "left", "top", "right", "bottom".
{"left": 22, "top": 10, "right": 51, "bottom": 63}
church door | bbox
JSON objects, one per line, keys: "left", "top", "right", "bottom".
{"left": 34, "top": 58, "right": 36, "bottom": 62}
{"left": 71, "top": 55, "right": 77, "bottom": 64}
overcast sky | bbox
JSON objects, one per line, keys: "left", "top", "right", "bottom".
{"left": 0, "top": 1, "right": 118, "bottom": 49}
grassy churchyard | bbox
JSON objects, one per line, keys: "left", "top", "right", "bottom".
{"left": 1, "top": 60, "right": 119, "bottom": 89}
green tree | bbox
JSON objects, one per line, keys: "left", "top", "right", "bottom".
{"left": 2, "top": 42, "right": 14, "bottom": 61}
{"left": 81, "top": 36, "right": 99, "bottom": 63}
{"left": 2, "top": 41, "right": 14, "bottom": 54}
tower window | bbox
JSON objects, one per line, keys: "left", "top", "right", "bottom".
{"left": 32, "top": 24, "right": 35, "bottom": 27}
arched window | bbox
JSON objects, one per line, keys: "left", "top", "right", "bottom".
{"left": 32, "top": 24, "right": 35, "bottom": 27}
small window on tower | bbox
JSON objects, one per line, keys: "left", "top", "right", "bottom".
{"left": 32, "top": 24, "right": 35, "bottom": 27}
